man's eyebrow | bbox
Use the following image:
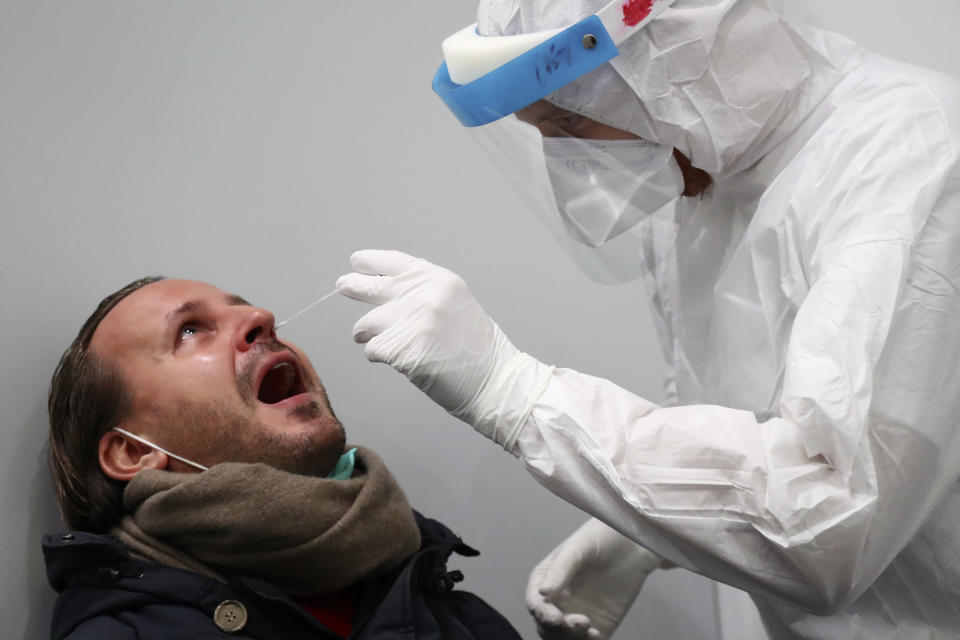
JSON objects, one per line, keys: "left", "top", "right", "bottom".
{"left": 166, "top": 299, "right": 204, "bottom": 320}
{"left": 165, "top": 295, "right": 250, "bottom": 323}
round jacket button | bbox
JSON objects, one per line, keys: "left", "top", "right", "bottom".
{"left": 213, "top": 600, "right": 248, "bottom": 633}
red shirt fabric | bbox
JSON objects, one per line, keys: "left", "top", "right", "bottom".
{"left": 294, "top": 586, "right": 358, "bottom": 638}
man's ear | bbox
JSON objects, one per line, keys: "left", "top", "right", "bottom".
{"left": 99, "top": 429, "right": 168, "bottom": 481}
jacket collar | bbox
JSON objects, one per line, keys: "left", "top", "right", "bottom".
{"left": 44, "top": 513, "right": 474, "bottom": 638}
{"left": 43, "top": 530, "right": 131, "bottom": 593}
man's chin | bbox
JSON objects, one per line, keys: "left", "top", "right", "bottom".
{"left": 266, "top": 415, "right": 347, "bottom": 478}
{"left": 289, "top": 399, "right": 323, "bottom": 421}
{"left": 255, "top": 396, "right": 329, "bottom": 431}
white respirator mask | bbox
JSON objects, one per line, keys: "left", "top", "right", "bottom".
{"left": 467, "top": 114, "right": 684, "bottom": 283}
{"left": 541, "top": 137, "right": 683, "bottom": 247}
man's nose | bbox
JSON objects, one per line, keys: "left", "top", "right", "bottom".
{"left": 235, "top": 307, "right": 277, "bottom": 352}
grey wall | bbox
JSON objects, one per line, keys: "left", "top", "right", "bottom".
{"left": 2, "top": 2, "right": 957, "bottom": 639}
{"left": 772, "top": 0, "right": 960, "bottom": 79}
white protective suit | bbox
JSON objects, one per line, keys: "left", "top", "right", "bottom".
{"left": 477, "top": 1, "right": 960, "bottom": 637}
{"left": 340, "top": 1, "right": 960, "bottom": 638}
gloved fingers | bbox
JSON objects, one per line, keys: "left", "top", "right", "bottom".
{"left": 563, "top": 614, "right": 595, "bottom": 638}
{"left": 349, "top": 249, "right": 420, "bottom": 277}
{"left": 363, "top": 328, "right": 410, "bottom": 366}
{"left": 351, "top": 304, "right": 400, "bottom": 344}
{"left": 537, "top": 542, "right": 584, "bottom": 597}
{"left": 527, "top": 548, "right": 561, "bottom": 601}
{"left": 528, "top": 598, "right": 566, "bottom": 631}
{"left": 531, "top": 609, "right": 596, "bottom": 640}
{"left": 336, "top": 272, "right": 394, "bottom": 305}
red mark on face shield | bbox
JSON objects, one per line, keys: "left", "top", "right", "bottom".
{"left": 622, "top": 0, "right": 653, "bottom": 26}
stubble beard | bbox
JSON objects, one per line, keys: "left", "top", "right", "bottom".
{"left": 269, "top": 355, "right": 348, "bottom": 476}
{"left": 179, "top": 340, "right": 347, "bottom": 476}
{"left": 177, "top": 399, "right": 346, "bottom": 477}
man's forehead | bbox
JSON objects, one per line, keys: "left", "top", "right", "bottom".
{"left": 89, "top": 279, "right": 237, "bottom": 357}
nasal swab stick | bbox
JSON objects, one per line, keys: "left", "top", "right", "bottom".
{"left": 275, "top": 287, "right": 339, "bottom": 330}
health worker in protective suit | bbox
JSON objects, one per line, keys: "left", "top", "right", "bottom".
{"left": 336, "top": 0, "right": 960, "bottom": 638}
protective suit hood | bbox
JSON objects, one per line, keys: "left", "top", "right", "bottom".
{"left": 477, "top": 0, "right": 863, "bottom": 178}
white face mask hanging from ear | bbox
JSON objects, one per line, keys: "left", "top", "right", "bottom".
{"left": 111, "top": 427, "right": 209, "bottom": 471}
{"left": 110, "top": 427, "right": 359, "bottom": 479}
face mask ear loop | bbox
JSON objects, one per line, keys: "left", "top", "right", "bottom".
{"left": 111, "top": 427, "right": 209, "bottom": 472}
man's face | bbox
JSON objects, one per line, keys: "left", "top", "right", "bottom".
{"left": 90, "top": 279, "right": 345, "bottom": 476}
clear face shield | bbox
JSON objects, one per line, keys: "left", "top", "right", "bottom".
{"left": 470, "top": 112, "right": 682, "bottom": 282}
{"left": 433, "top": 0, "right": 681, "bottom": 283}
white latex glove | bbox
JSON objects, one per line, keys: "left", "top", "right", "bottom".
{"left": 337, "top": 250, "right": 554, "bottom": 448}
{"left": 528, "top": 518, "right": 667, "bottom": 640}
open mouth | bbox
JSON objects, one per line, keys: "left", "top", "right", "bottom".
{"left": 257, "top": 359, "right": 307, "bottom": 405}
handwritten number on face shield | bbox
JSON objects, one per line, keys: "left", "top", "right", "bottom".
{"left": 535, "top": 44, "right": 572, "bottom": 85}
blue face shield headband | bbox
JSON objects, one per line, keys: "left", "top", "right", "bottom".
{"left": 432, "top": 0, "right": 676, "bottom": 127}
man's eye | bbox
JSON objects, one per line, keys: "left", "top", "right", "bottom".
{"left": 177, "top": 324, "right": 199, "bottom": 344}
{"left": 554, "top": 114, "right": 582, "bottom": 129}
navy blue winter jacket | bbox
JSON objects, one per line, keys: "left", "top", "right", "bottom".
{"left": 43, "top": 512, "right": 523, "bottom": 640}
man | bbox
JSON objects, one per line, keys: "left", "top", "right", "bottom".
{"left": 44, "top": 276, "right": 522, "bottom": 640}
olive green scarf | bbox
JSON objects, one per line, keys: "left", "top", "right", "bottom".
{"left": 111, "top": 446, "right": 421, "bottom": 596}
